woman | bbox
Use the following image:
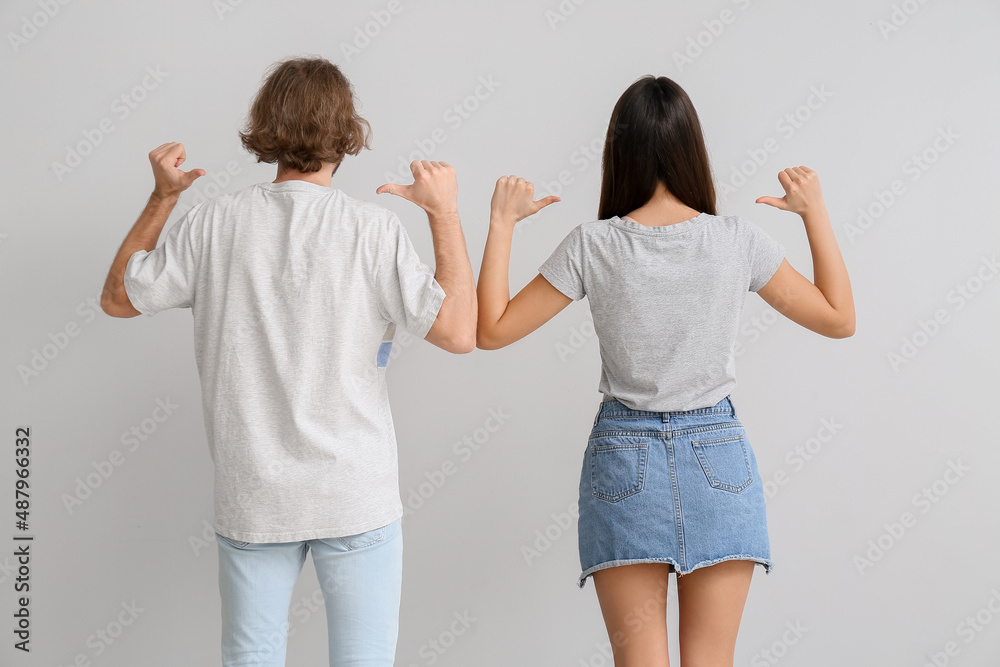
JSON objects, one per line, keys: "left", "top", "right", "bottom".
{"left": 476, "top": 75, "right": 854, "bottom": 665}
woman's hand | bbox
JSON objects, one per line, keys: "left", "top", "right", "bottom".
{"left": 755, "top": 166, "right": 824, "bottom": 217}
{"left": 755, "top": 165, "right": 855, "bottom": 338}
{"left": 489, "top": 175, "right": 560, "bottom": 229}
{"left": 477, "top": 174, "right": 569, "bottom": 350}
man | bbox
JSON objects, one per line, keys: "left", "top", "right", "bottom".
{"left": 100, "top": 56, "right": 477, "bottom": 666}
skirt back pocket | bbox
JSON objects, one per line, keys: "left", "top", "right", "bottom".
{"left": 691, "top": 432, "right": 753, "bottom": 493}
{"left": 589, "top": 438, "right": 649, "bottom": 502}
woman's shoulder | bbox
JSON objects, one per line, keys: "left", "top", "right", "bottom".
{"left": 547, "top": 218, "right": 612, "bottom": 245}
{"left": 702, "top": 212, "right": 754, "bottom": 240}
{"left": 575, "top": 217, "right": 616, "bottom": 237}
{"left": 703, "top": 211, "right": 743, "bottom": 226}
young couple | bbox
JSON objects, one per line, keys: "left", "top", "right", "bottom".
{"left": 100, "top": 56, "right": 854, "bottom": 667}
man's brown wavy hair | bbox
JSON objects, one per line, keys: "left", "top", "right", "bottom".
{"left": 239, "top": 56, "right": 372, "bottom": 173}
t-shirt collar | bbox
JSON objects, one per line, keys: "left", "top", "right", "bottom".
{"left": 611, "top": 212, "right": 707, "bottom": 235}
{"left": 259, "top": 179, "right": 335, "bottom": 193}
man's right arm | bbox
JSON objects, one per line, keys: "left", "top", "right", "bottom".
{"left": 422, "top": 207, "right": 477, "bottom": 353}
{"left": 376, "top": 160, "right": 477, "bottom": 354}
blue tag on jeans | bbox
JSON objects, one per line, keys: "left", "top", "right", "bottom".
{"left": 376, "top": 341, "right": 392, "bottom": 367}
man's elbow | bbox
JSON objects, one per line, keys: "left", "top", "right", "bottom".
{"left": 436, "top": 326, "right": 477, "bottom": 354}
{"left": 450, "top": 331, "right": 477, "bottom": 354}
{"left": 100, "top": 291, "right": 121, "bottom": 317}
{"left": 100, "top": 289, "right": 136, "bottom": 318}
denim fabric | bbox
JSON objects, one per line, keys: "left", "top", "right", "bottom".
{"left": 215, "top": 518, "right": 402, "bottom": 666}
{"left": 578, "top": 395, "right": 772, "bottom": 587}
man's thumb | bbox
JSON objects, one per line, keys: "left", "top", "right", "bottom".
{"left": 755, "top": 196, "right": 787, "bottom": 210}
{"left": 184, "top": 169, "right": 205, "bottom": 186}
{"left": 376, "top": 183, "right": 410, "bottom": 200}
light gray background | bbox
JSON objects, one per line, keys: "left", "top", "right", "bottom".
{"left": 3, "top": 0, "right": 999, "bottom": 665}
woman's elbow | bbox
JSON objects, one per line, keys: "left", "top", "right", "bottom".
{"left": 475, "top": 332, "right": 496, "bottom": 351}
{"left": 827, "top": 316, "right": 856, "bottom": 339}
{"left": 476, "top": 328, "right": 506, "bottom": 351}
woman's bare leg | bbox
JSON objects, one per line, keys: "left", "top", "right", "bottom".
{"left": 592, "top": 563, "right": 673, "bottom": 666}
{"left": 676, "top": 560, "right": 755, "bottom": 666}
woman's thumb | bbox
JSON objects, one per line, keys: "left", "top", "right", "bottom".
{"left": 755, "top": 196, "right": 787, "bottom": 210}
{"left": 533, "top": 195, "right": 561, "bottom": 212}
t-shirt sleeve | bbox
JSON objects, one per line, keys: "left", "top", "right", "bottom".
{"left": 122, "top": 208, "right": 201, "bottom": 315}
{"left": 374, "top": 213, "right": 447, "bottom": 338}
{"left": 538, "top": 224, "right": 586, "bottom": 300}
{"left": 741, "top": 217, "right": 786, "bottom": 292}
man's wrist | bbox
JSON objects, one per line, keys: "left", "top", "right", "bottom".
{"left": 427, "top": 207, "right": 461, "bottom": 226}
{"left": 150, "top": 188, "right": 180, "bottom": 205}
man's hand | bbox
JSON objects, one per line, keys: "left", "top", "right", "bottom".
{"left": 376, "top": 160, "right": 458, "bottom": 218}
{"left": 150, "top": 142, "right": 204, "bottom": 200}
{"left": 101, "top": 143, "right": 200, "bottom": 317}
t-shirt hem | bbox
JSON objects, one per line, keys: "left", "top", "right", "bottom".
{"left": 538, "top": 265, "right": 584, "bottom": 301}
{"left": 122, "top": 251, "right": 153, "bottom": 316}
{"left": 410, "top": 281, "right": 447, "bottom": 339}
{"left": 214, "top": 507, "right": 404, "bottom": 543}
{"left": 601, "top": 386, "right": 734, "bottom": 412}
{"left": 751, "top": 249, "right": 786, "bottom": 292}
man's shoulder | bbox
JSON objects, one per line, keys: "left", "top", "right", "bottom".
{"left": 336, "top": 189, "right": 398, "bottom": 227}
{"left": 182, "top": 183, "right": 256, "bottom": 218}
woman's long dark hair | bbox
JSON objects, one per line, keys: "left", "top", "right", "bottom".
{"left": 598, "top": 76, "right": 716, "bottom": 220}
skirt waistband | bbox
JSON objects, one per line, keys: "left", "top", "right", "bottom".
{"left": 598, "top": 395, "right": 737, "bottom": 420}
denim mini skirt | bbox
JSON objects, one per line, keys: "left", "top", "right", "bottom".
{"left": 577, "top": 394, "right": 772, "bottom": 587}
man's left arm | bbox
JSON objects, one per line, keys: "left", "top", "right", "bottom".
{"left": 101, "top": 142, "right": 204, "bottom": 318}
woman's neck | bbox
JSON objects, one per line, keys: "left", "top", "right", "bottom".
{"left": 623, "top": 182, "right": 702, "bottom": 227}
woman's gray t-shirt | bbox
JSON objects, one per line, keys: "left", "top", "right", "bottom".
{"left": 538, "top": 213, "right": 785, "bottom": 412}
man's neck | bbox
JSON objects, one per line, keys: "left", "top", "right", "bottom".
{"left": 273, "top": 161, "right": 338, "bottom": 187}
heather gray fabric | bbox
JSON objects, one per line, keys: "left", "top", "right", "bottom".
{"left": 538, "top": 213, "right": 785, "bottom": 412}
{"left": 123, "top": 179, "right": 446, "bottom": 542}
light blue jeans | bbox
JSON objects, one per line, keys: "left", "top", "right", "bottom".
{"left": 214, "top": 518, "right": 403, "bottom": 666}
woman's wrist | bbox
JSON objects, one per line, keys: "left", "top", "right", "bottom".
{"left": 488, "top": 213, "right": 517, "bottom": 233}
{"left": 799, "top": 202, "right": 831, "bottom": 227}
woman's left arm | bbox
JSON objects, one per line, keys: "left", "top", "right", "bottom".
{"left": 476, "top": 176, "right": 569, "bottom": 349}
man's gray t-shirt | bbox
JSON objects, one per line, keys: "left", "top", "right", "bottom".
{"left": 123, "top": 179, "right": 446, "bottom": 542}
{"left": 538, "top": 212, "right": 785, "bottom": 412}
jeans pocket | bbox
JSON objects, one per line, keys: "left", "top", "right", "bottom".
{"left": 216, "top": 533, "right": 251, "bottom": 549}
{"left": 336, "top": 525, "right": 388, "bottom": 551}
{"left": 589, "top": 437, "right": 649, "bottom": 502}
{"left": 691, "top": 432, "right": 753, "bottom": 493}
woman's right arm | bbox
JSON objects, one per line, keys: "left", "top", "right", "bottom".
{"left": 755, "top": 166, "right": 856, "bottom": 339}
{"left": 477, "top": 176, "right": 568, "bottom": 350}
